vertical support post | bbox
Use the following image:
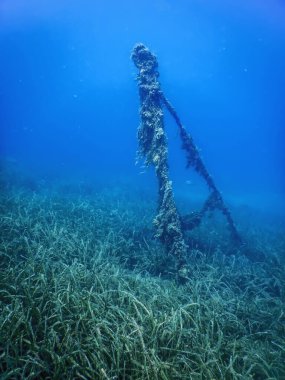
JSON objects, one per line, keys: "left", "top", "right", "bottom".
{"left": 131, "top": 44, "right": 188, "bottom": 277}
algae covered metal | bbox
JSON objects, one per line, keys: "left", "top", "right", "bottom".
{"left": 132, "top": 43, "right": 188, "bottom": 279}
{"left": 132, "top": 43, "right": 241, "bottom": 277}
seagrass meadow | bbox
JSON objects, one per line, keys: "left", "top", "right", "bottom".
{"left": 0, "top": 171, "right": 284, "bottom": 380}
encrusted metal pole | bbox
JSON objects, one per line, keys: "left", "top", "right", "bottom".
{"left": 131, "top": 43, "right": 188, "bottom": 279}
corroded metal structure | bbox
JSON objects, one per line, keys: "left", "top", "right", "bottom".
{"left": 132, "top": 44, "right": 188, "bottom": 278}
{"left": 132, "top": 43, "right": 240, "bottom": 277}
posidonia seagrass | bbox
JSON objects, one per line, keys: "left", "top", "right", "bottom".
{"left": 0, "top": 183, "right": 284, "bottom": 379}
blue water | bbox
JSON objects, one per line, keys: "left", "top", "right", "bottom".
{"left": 1, "top": 0, "right": 284, "bottom": 213}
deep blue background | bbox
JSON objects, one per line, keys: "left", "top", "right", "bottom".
{"left": 0, "top": 0, "right": 284, "bottom": 211}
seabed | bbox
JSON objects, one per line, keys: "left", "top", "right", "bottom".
{"left": 0, "top": 173, "right": 284, "bottom": 379}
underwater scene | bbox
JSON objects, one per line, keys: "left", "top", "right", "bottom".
{"left": 0, "top": 1, "right": 285, "bottom": 379}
